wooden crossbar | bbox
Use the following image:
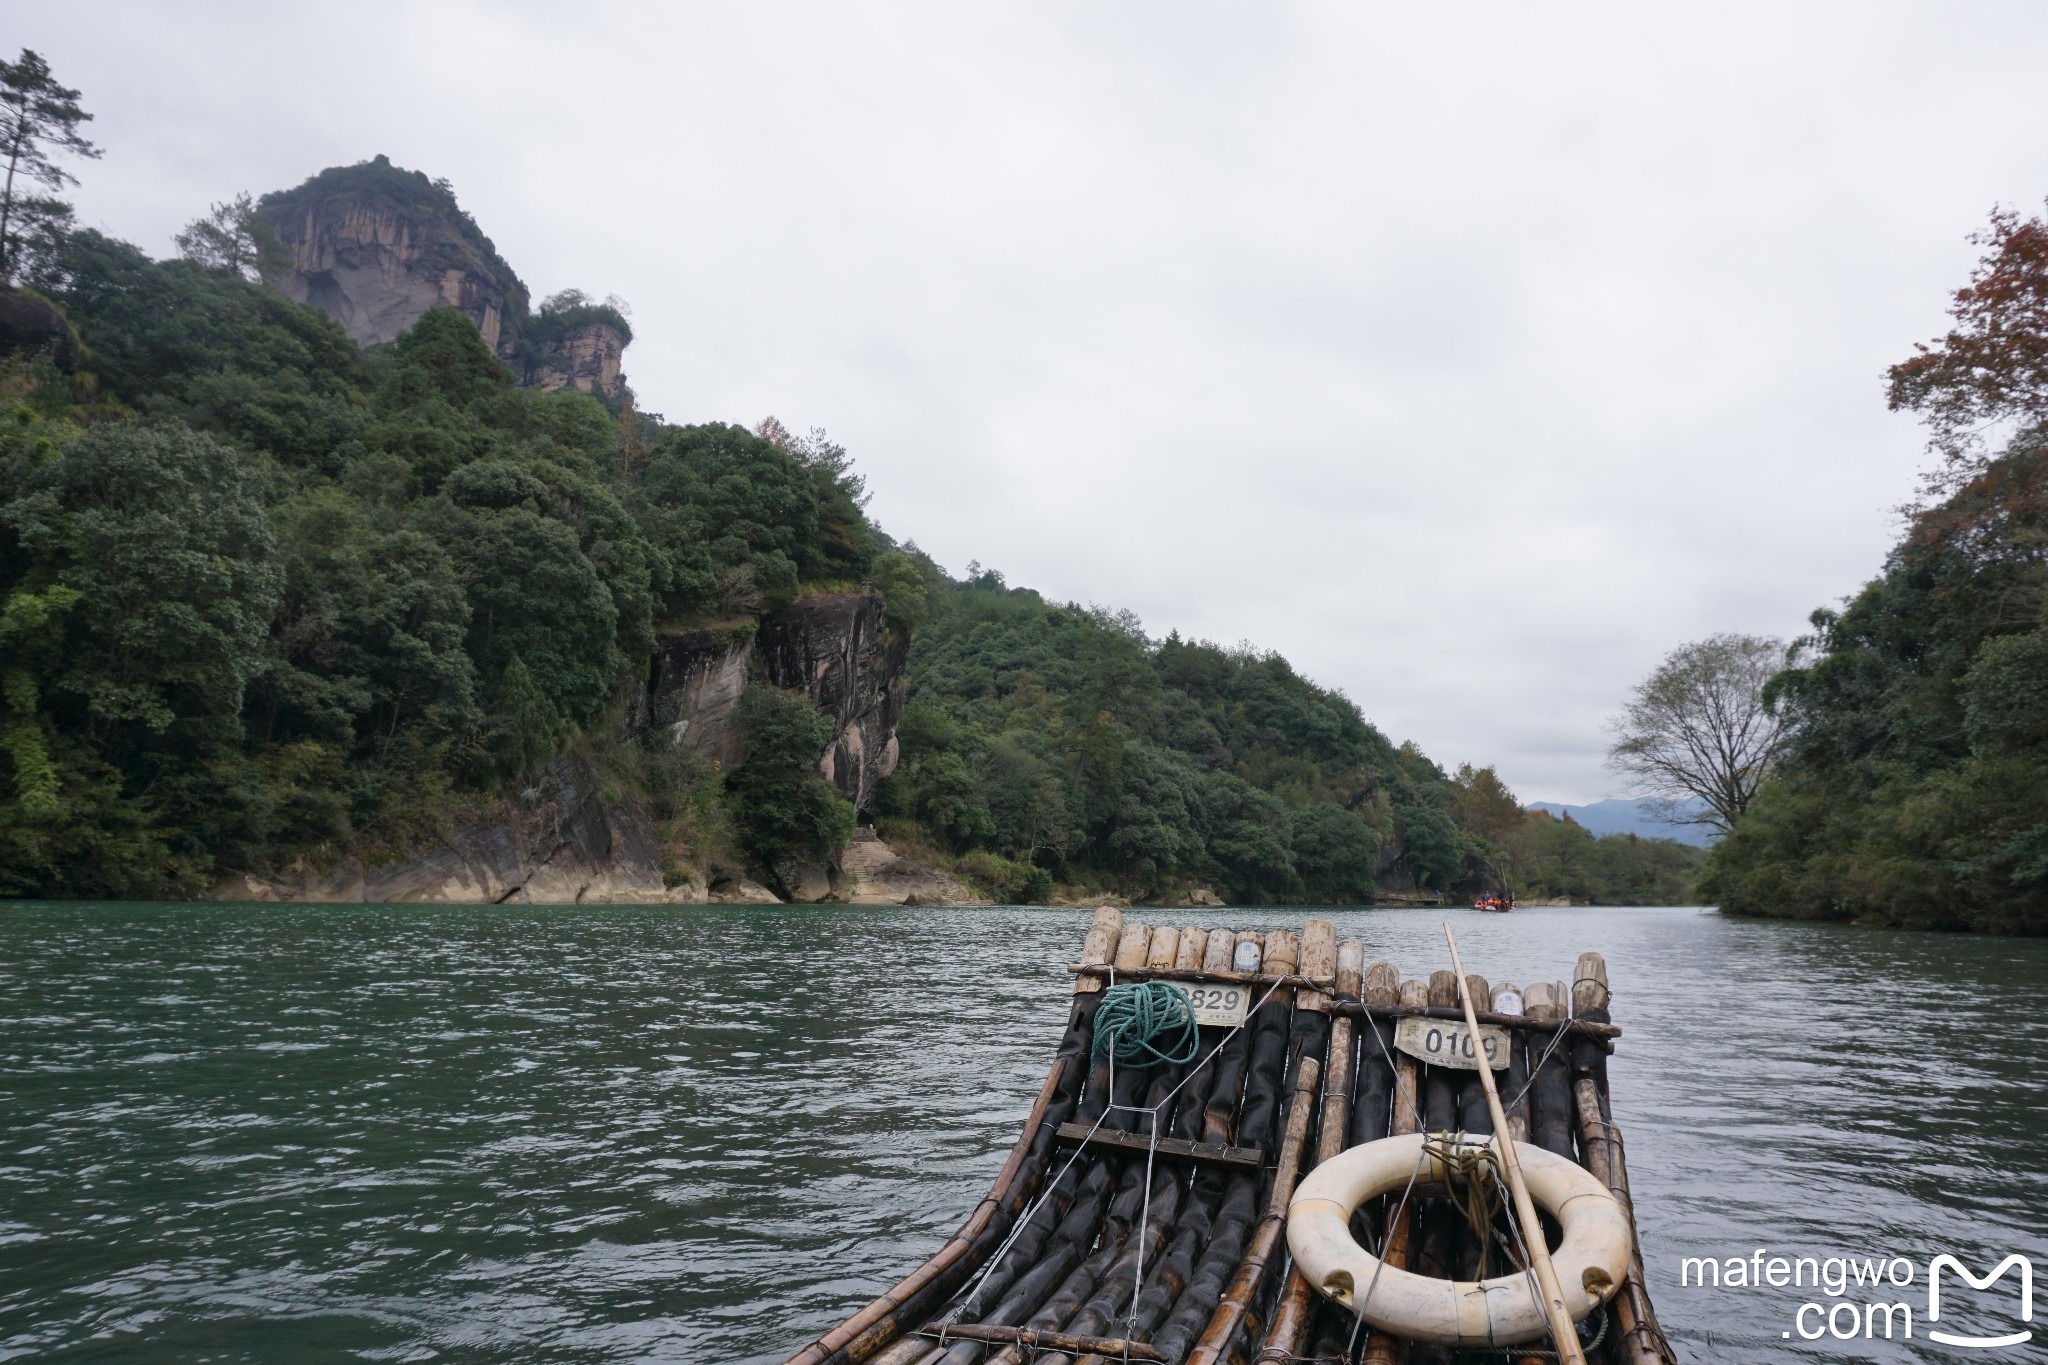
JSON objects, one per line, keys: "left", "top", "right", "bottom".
{"left": 1053, "top": 1121, "right": 1265, "bottom": 1172}
{"left": 917, "top": 1322, "right": 1168, "bottom": 1361}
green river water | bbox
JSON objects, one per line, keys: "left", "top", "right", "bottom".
{"left": 2, "top": 903, "right": 2044, "bottom": 1363}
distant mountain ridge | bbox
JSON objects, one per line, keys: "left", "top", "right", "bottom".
{"left": 1525, "top": 798, "right": 1715, "bottom": 847}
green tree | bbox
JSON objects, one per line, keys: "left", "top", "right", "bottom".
{"left": 639, "top": 423, "right": 820, "bottom": 620}
{"left": 726, "top": 686, "right": 854, "bottom": 892}
{"left": 174, "top": 192, "right": 289, "bottom": 282}
{"left": 0, "top": 49, "right": 98, "bottom": 284}
{"left": 1289, "top": 803, "right": 1380, "bottom": 903}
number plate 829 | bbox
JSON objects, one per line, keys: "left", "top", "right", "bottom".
{"left": 1183, "top": 984, "right": 1248, "bottom": 1027}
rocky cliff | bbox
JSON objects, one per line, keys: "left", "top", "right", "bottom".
{"left": 260, "top": 157, "right": 630, "bottom": 400}
{"left": 649, "top": 592, "right": 906, "bottom": 810}
{"left": 219, "top": 593, "right": 924, "bottom": 905}
{"left": 0, "top": 286, "right": 80, "bottom": 373}
{"left": 217, "top": 752, "right": 686, "bottom": 904}
{"left": 261, "top": 157, "right": 523, "bottom": 350}
{"left": 529, "top": 321, "right": 628, "bottom": 399}
{"left": 755, "top": 593, "right": 907, "bottom": 810}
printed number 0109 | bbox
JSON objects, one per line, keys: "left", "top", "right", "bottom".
{"left": 1392, "top": 1017, "right": 1510, "bottom": 1072}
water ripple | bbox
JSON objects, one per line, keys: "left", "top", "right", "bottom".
{"left": 2, "top": 904, "right": 2044, "bottom": 1362}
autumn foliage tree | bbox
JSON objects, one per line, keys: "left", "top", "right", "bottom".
{"left": 1887, "top": 200, "right": 2048, "bottom": 492}
{"left": 1705, "top": 200, "right": 2048, "bottom": 933}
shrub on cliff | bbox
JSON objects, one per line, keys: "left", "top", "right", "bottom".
{"left": 726, "top": 685, "right": 855, "bottom": 894}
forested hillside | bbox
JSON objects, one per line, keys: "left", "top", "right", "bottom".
{"left": 0, "top": 155, "right": 1698, "bottom": 905}
{"left": 874, "top": 570, "right": 1701, "bottom": 905}
{"left": 1704, "top": 203, "right": 2048, "bottom": 935}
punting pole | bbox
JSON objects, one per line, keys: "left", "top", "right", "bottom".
{"left": 1442, "top": 923, "right": 1587, "bottom": 1365}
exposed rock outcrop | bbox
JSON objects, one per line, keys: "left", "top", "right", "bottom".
{"left": 647, "top": 626, "right": 753, "bottom": 771}
{"left": 0, "top": 286, "right": 79, "bottom": 372}
{"left": 262, "top": 159, "right": 522, "bottom": 350}
{"left": 530, "top": 321, "right": 627, "bottom": 399}
{"left": 649, "top": 593, "right": 906, "bottom": 811}
{"left": 259, "top": 157, "right": 631, "bottom": 401}
{"left": 837, "top": 829, "right": 982, "bottom": 905}
{"left": 213, "top": 752, "right": 696, "bottom": 904}
{"left": 755, "top": 592, "right": 908, "bottom": 810}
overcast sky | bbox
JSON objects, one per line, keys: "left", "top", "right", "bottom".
{"left": 19, "top": 3, "right": 2048, "bottom": 801}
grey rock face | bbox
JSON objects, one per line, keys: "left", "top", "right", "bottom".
{"left": 213, "top": 753, "right": 693, "bottom": 905}
{"left": 529, "top": 322, "right": 627, "bottom": 399}
{"left": 755, "top": 592, "right": 907, "bottom": 811}
{"left": 265, "top": 200, "right": 514, "bottom": 350}
{"left": 647, "top": 628, "right": 753, "bottom": 771}
{"left": 0, "top": 287, "right": 78, "bottom": 372}
{"left": 647, "top": 592, "right": 906, "bottom": 812}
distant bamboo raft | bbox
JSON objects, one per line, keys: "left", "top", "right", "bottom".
{"left": 785, "top": 911, "right": 1677, "bottom": 1365}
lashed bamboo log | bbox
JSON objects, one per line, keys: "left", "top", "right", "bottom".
{"left": 1176, "top": 926, "right": 1208, "bottom": 972}
{"left": 1566, "top": 953, "right": 1670, "bottom": 1365}
{"left": 1201, "top": 929, "right": 1238, "bottom": 976}
{"left": 1359, "top": 977, "right": 1428, "bottom": 1365}
{"left": 1298, "top": 918, "right": 1339, "bottom": 989}
{"left": 1145, "top": 925, "right": 1182, "bottom": 971}
{"left": 1075, "top": 907, "right": 1124, "bottom": 995}
{"left": 1444, "top": 926, "right": 1585, "bottom": 1365}
{"left": 1523, "top": 981, "right": 1576, "bottom": 1159}
{"left": 1422, "top": 970, "right": 1459, "bottom": 1133}
{"left": 1114, "top": 922, "right": 1154, "bottom": 973}
{"left": 1491, "top": 980, "right": 1531, "bottom": 1143}
{"left": 1256, "top": 937, "right": 1363, "bottom": 1361}
{"left": 1455, "top": 972, "right": 1495, "bottom": 1136}
{"left": 1183, "top": 1056, "right": 1322, "bottom": 1365}
{"left": 1349, "top": 963, "right": 1401, "bottom": 1149}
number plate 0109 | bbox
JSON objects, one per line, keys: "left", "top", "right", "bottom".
{"left": 1182, "top": 983, "right": 1248, "bottom": 1028}
{"left": 1393, "top": 1016, "right": 1511, "bottom": 1071}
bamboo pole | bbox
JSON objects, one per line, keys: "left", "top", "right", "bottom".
{"left": 1145, "top": 925, "right": 1182, "bottom": 971}
{"left": 1201, "top": 929, "right": 1238, "bottom": 977}
{"left": 1491, "top": 980, "right": 1531, "bottom": 1143}
{"left": 1359, "top": 977, "right": 1427, "bottom": 1365}
{"left": 1443, "top": 925, "right": 1585, "bottom": 1365}
{"left": 1175, "top": 926, "right": 1208, "bottom": 972}
{"left": 1523, "top": 982, "right": 1576, "bottom": 1159}
{"left": 1074, "top": 907, "right": 1124, "bottom": 996}
{"left": 1114, "top": 921, "right": 1154, "bottom": 973}
{"left": 1182, "top": 1056, "right": 1322, "bottom": 1365}
{"left": 1455, "top": 973, "right": 1494, "bottom": 1136}
{"left": 1257, "top": 937, "right": 1363, "bottom": 1362}
{"left": 1566, "top": 953, "right": 1671, "bottom": 1365}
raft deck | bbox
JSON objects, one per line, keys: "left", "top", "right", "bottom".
{"left": 787, "top": 910, "right": 1677, "bottom": 1365}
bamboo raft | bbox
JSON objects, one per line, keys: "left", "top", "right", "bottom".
{"left": 786, "top": 910, "right": 1677, "bottom": 1365}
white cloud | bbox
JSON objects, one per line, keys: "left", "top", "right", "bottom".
{"left": 22, "top": 1, "right": 2048, "bottom": 800}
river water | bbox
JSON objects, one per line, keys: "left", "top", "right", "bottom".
{"left": 2, "top": 903, "right": 2044, "bottom": 1363}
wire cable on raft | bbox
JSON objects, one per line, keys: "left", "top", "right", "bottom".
{"left": 1092, "top": 982, "right": 1201, "bottom": 1066}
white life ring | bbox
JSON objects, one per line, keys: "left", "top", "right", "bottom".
{"left": 1285, "top": 1132, "right": 1632, "bottom": 1346}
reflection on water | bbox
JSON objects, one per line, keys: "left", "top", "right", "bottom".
{"left": 1, "top": 904, "right": 2044, "bottom": 1362}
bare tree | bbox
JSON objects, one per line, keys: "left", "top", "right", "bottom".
{"left": 1606, "top": 633, "right": 1787, "bottom": 833}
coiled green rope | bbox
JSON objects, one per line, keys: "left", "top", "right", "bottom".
{"left": 1092, "top": 981, "right": 1199, "bottom": 1066}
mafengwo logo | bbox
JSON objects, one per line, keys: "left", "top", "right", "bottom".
{"left": 1680, "top": 1249, "right": 2032, "bottom": 1348}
